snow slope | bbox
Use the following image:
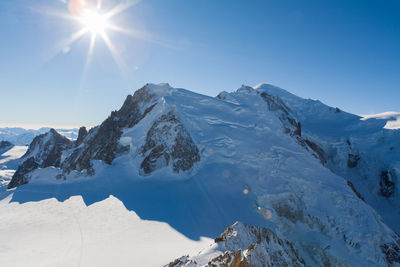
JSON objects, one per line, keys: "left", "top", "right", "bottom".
{"left": 1, "top": 83, "right": 399, "bottom": 266}
{"left": 0, "top": 145, "right": 27, "bottom": 189}
{"left": 252, "top": 84, "right": 400, "bottom": 234}
{"left": 0, "top": 194, "right": 212, "bottom": 267}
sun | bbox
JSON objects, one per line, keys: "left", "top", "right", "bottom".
{"left": 38, "top": 0, "right": 168, "bottom": 78}
{"left": 52, "top": 0, "right": 143, "bottom": 77}
{"left": 79, "top": 9, "right": 109, "bottom": 34}
{"left": 47, "top": 0, "right": 165, "bottom": 78}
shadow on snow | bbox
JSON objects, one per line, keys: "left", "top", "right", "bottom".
{"left": 0, "top": 163, "right": 268, "bottom": 241}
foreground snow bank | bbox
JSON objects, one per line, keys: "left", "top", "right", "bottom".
{"left": 0, "top": 195, "right": 212, "bottom": 267}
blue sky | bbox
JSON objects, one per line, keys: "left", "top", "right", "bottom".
{"left": 0, "top": 0, "right": 399, "bottom": 128}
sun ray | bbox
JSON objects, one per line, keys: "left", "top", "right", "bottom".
{"left": 28, "top": 5, "right": 78, "bottom": 22}
{"left": 106, "top": 24, "right": 176, "bottom": 49}
{"left": 100, "top": 31, "right": 129, "bottom": 75}
{"left": 81, "top": 33, "right": 97, "bottom": 84}
{"left": 58, "top": 28, "right": 88, "bottom": 52}
{"left": 105, "top": 0, "right": 141, "bottom": 19}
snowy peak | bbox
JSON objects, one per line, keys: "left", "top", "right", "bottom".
{"left": 21, "top": 128, "right": 71, "bottom": 165}
{"left": 167, "top": 222, "right": 306, "bottom": 266}
{"left": 6, "top": 83, "right": 199, "bottom": 184}
{"left": 61, "top": 84, "right": 161, "bottom": 174}
{"left": 8, "top": 129, "right": 72, "bottom": 189}
{"left": 236, "top": 84, "right": 258, "bottom": 95}
{"left": 255, "top": 83, "right": 300, "bottom": 101}
{"left": 75, "top": 126, "right": 88, "bottom": 147}
{"left": 142, "top": 82, "right": 175, "bottom": 97}
{"left": 61, "top": 83, "right": 197, "bottom": 176}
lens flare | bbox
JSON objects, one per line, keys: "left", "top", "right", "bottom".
{"left": 263, "top": 210, "right": 272, "bottom": 219}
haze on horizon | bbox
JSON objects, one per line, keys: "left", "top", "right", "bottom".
{"left": 0, "top": 0, "right": 399, "bottom": 129}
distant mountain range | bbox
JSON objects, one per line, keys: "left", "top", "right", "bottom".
{"left": 0, "top": 127, "right": 78, "bottom": 146}
{"left": 1, "top": 83, "right": 399, "bottom": 266}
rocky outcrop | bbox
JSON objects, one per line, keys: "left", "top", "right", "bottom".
{"left": 166, "top": 222, "right": 305, "bottom": 267}
{"left": 259, "top": 91, "right": 328, "bottom": 165}
{"left": 216, "top": 91, "right": 230, "bottom": 100}
{"left": 381, "top": 235, "right": 400, "bottom": 265}
{"left": 7, "top": 157, "right": 38, "bottom": 188}
{"left": 260, "top": 92, "right": 291, "bottom": 115}
{"left": 75, "top": 126, "right": 88, "bottom": 147}
{"left": 8, "top": 129, "right": 72, "bottom": 189}
{"left": 141, "top": 111, "right": 200, "bottom": 174}
{"left": 0, "top": 140, "right": 13, "bottom": 150}
{"left": 303, "top": 139, "right": 326, "bottom": 164}
{"left": 380, "top": 170, "right": 395, "bottom": 197}
{"left": 347, "top": 154, "right": 360, "bottom": 168}
{"left": 347, "top": 180, "right": 365, "bottom": 201}
{"left": 62, "top": 85, "right": 158, "bottom": 174}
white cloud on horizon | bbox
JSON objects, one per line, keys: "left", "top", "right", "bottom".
{"left": 361, "top": 111, "right": 400, "bottom": 130}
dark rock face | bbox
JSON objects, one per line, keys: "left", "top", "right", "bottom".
{"left": 62, "top": 85, "right": 158, "bottom": 174}
{"left": 7, "top": 157, "right": 38, "bottom": 188}
{"left": 168, "top": 222, "right": 305, "bottom": 267}
{"left": 260, "top": 91, "right": 329, "bottom": 166}
{"left": 260, "top": 92, "right": 291, "bottom": 115}
{"left": 380, "top": 170, "right": 395, "bottom": 197}
{"left": 216, "top": 91, "right": 229, "bottom": 100}
{"left": 381, "top": 235, "right": 400, "bottom": 265}
{"left": 207, "top": 250, "right": 249, "bottom": 267}
{"left": 75, "top": 126, "right": 88, "bottom": 147}
{"left": 347, "top": 180, "right": 365, "bottom": 201}
{"left": 271, "top": 195, "right": 305, "bottom": 224}
{"left": 259, "top": 91, "right": 301, "bottom": 138}
{"left": 0, "top": 140, "right": 13, "bottom": 150}
{"left": 287, "top": 117, "right": 302, "bottom": 137}
{"left": 141, "top": 111, "right": 200, "bottom": 174}
{"left": 8, "top": 129, "right": 71, "bottom": 189}
{"left": 347, "top": 154, "right": 361, "bottom": 168}
{"left": 25, "top": 129, "right": 71, "bottom": 168}
{"left": 304, "top": 139, "right": 326, "bottom": 164}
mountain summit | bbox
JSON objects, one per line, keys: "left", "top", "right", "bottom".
{"left": 4, "top": 83, "right": 400, "bottom": 266}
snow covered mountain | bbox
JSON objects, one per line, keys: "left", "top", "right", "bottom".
{"left": 1, "top": 83, "right": 399, "bottom": 266}
{"left": 0, "top": 127, "right": 78, "bottom": 146}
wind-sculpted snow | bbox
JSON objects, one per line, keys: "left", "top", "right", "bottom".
{"left": 1, "top": 83, "right": 400, "bottom": 266}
